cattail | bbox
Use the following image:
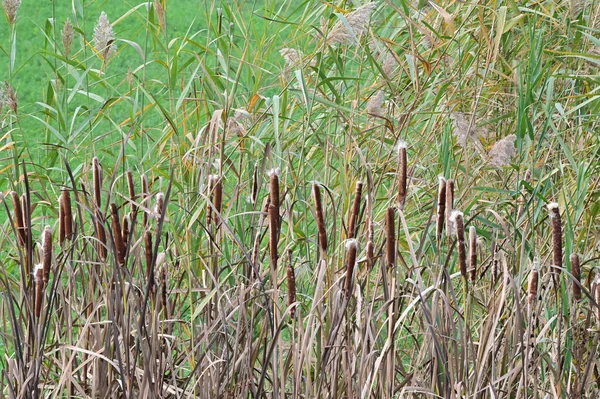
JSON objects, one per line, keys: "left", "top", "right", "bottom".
{"left": 62, "top": 189, "right": 73, "bottom": 240}
{"left": 445, "top": 179, "right": 454, "bottom": 237}
{"left": 61, "top": 18, "right": 74, "bottom": 58}
{"left": 93, "top": 11, "right": 116, "bottom": 60}
{"left": 348, "top": 181, "right": 363, "bottom": 239}
{"left": 345, "top": 239, "right": 358, "bottom": 297}
{"left": 528, "top": 264, "right": 538, "bottom": 306}
{"left": 154, "top": 192, "right": 165, "bottom": 221}
{"left": 287, "top": 249, "right": 297, "bottom": 316}
{"left": 92, "top": 157, "right": 102, "bottom": 211}
{"left": 312, "top": 183, "right": 328, "bottom": 254}
{"left": 436, "top": 177, "right": 446, "bottom": 243}
{"left": 385, "top": 207, "right": 396, "bottom": 269}
{"left": 34, "top": 264, "right": 44, "bottom": 319}
{"left": 11, "top": 191, "right": 25, "bottom": 246}
{"left": 468, "top": 226, "right": 477, "bottom": 281}
{"left": 397, "top": 141, "right": 408, "bottom": 210}
{"left": 269, "top": 168, "right": 280, "bottom": 233}
{"left": 42, "top": 226, "right": 52, "bottom": 285}
{"left": 547, "top": 203, "right": 562, "bottom": 284}
{"left": 268, "top": 203, "right": 278, "bottom": 269}
{"left": 451, "top": 211, "right": 467, "bottom": 279}
{"left": 110, "top": 204, "right": 125, "bottom": 265}
{"left": 145, "top": 230, "right": 154, "bottom": 291}
{"left": 2, "top": 0, "right": 21, "bottom": 25}
{"left": 96, "top": 214, "right": 107, "bottom": 260}
{"left": 571, "top": 253, "right": 581, "bottom": 301}
{"left": 213, "top": 177, "right": 222, "bottom": 225}
{"left": 251, "top": 162, "right": 259, "bottom": 206}
{"left": 141, "top": 174, "right": 149, "bottom": 228}
{"left": 126, "top": 170, "right": 136, "bottom": 216}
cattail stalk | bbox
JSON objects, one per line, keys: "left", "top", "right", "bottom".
{"left": 468, "top": 226, "right": 477, "bottom": 281}
{"left": 213, "top": 178, "right": 222, "bottom": 225}
{"left": 110, "top": 204, "right": 126, "bottom": 265}
{"left": 547, "top": 203, "right": 562, "bottom": 285}
{"left": 313, "top": 183, "right": 328, "bottom": 255}
{"left": 126, "top": 170, "right": 136, "bottom": 216}
{"left": 451, "top": 211, "right": 467, "bottom": 279}
{"left": 59, "top": 194, "right": 65, "bottom": 246}
{"left": 142, "top": 174, "right": 149, "bottom": 228}
{"left": 436, "top": 177, "right": 446, "bottom": 243}
{"left": 251, "top": 162, "right": 259, "bottom": 206}
{"left": 386, "top": 207, "right": 396, "bottom": 269}
{"left": 397, "top": 141, "right": 408, "bottom": 210}
{"left": 96, "top": 216, "right": 107, "bottom": 260}
{"left": 42, "top": 226, "right": 52, "bottom": 285}
{"left": 571, "top": 253, "right": 581, "bottom": 301}
{"left": 348, "top": 181, "right": 363, "bottom": 239}
{"left": 345, "top": 239, "right": 358, "bottom": 297}
{"left": 445, "top": 178, "right": 454, "bottom": 238}
{"left": 287, "top": 249, "right": 297, "bottom": 316}
{"left": 11, "top": 191, "right": 25, "bottom": 246}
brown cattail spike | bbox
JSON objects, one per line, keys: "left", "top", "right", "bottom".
{"left": 571, "top": 253, "right": 581, "bottom": 301}
{"left": 268, "top": 203, "right": 279, "bottom": 269}
{"left": 110, "top": 204, "right": 126, "bottom": 265}
{"left": 287, "top": 249, "right": 297, "bottom": 316}
{"left": 348, "top": 181, "right": 363, "bottom": 239}
{"left": 11, "top": 191, "right": 25, "bottom": 246}
{"left": 42, "top": 226, "right": 52, "bottom": 285}
{"left": 92, "top": 157, "right": 102, "bottom": 211}
{"left": 34, "top": 264, "right": 44, "bottom": 319}
{"left": 122, "top": 213, "right": 131, "bottom": 249}
{"left": 436, "top": 177, "right": 446, "bottom": 243}
{"left": 594, "top": 277, "right": 600, "bottom": 323}
{"left": 345, "top": 239, "right": 358, "bottom": 297}
{"left": 468, "top": 226, "right": 477, "bottom": 281}
{"left": 445, "top": 179, "right": 455, "bottom": 238}
{"left": 528, "top": 261, "right": 539, "bottom": 306}
{"left": 96, "top": 215, "right": 107, "bottom": 260}
{"left": 451, "top": 211, "right": 467, "bottom": 279}
{"left": 312, "top": 183, "right": 328, "bottom": 254}
{"left": 213, "top": 177, "right": 222, "bottom": 225}
{"left": 62, "top": 189, "right": 73, "bottom": 240}
{"left": 268, "top": 168, "right": 281, "bottom": 233}
{"left": 385, "top": 207, "right": 396, "bottom": 269}
{"left": 155, "top": 192, "right": 165, "bottom": 221}
{"left": 397, "top": 141, "right": 408, "bottom": 210}
{"left": 547, "top": 203, "right": 562, "bottom": 286}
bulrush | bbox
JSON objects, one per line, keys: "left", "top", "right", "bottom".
{"left": 34, "top": 263, "right": 44, "bottom": 319}
{"left": 155, "top": 192, "right": 165, "bottom": 221}
{"left": 397, "top": 141, "right": 408, "bottom": 210}
{"left": 122, "top": 213, "right": 130, "bottom": 249}
{"left": 268, "top": 203, "right": 279, "bottom": 269}
{"left": 528, "top": 261, "right": 538, "bottom": 306}
{"left": 61, "top": 189, "right": 73, "bottom": 241}
{"left": 468, "top": 226, "right": 477, "bottom": 281}
{"left": 42, "top": 226, "right": 52, "bottom": 285}
{"left": 436, "top": 177, "right": 446, "bottom": 243}
{"left": 450, "top": 211, "right": 467, "bottom": 279}
{"left": 571, "top": 253, "right": 581, "bottom": 301}
{"left": 345, "top": 239, "right": 358, "bottom": 297}
{"left": 547, "top": 203, "right": 563, "bottom": 286}
{"left": 385, "top": 207, "right": 396, "bottom": 269}
{"left": 110, "top": 204, "right": 125, "bottom": 265}
{"left": 445, "top": 178, "right": 454, "bottom": 237}
{"left": 11, "top": 191, "right": 25, "bottom": 246}
{"left": 268, "top": 168, "right": 281, "bottom": 234}
{"left": 287, "top": 249, "right": 297, "bottom": 316}
{"left": 347, "top": 181, "right": 363, "bottom": 239}
{"left": 92, "top": 157, "right": 102, "bottom": 211}
{"left": 313, "top": 183, "right": 328, "bottom": 255}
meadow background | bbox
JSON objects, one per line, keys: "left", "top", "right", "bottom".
{"left": 1, "top": 0, "right": 600, "bottom": 397}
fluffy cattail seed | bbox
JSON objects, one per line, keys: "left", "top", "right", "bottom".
{"left": 156, "top": 252, "right": 167, "bottom": 311}
{"left": 445, "top": 179, "right": 455, "bottom": 238}
{"left": 11, "top": 191, "right": 25, "bottom": 246}
{"left": 42, "top": 226, "right": 52, "bottom": 285}
{"left": 547, "top": 203, "right": 562, "bottom": 285}
{"left": 450, "top": 211, "right": 467, "bottom": 279}
{"left": 571, "top": 253, "right": 581, "bottom": 301}
{"left": 110, "top": 204, "right": 125, "bottom": 265}
{"left": 313, "top": 183, "right": 328, "bottom": 254}
{"left": 397, "top": 141, "right": 408, "bottom": 210}
{"left": 348, "top": 181, "right": 363, "bottom": 239}
{"left": 287, "top": 249, "right": 297, "bottom": 316}
{"left": 436, "top": 177, "right": 446, "bottom": 243}
{"left": 154, "top": 192, "right": 165, "bottom": 221}
{"left": 385, "top": 207, "right": 396, "bottom": 269}
{"left": 468, "top": 226, "right": 477, "bottom": 281}
{"left": 345, "top": 239, "right": 358, "bottom": 297}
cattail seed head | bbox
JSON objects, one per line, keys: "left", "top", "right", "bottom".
{"left": 287, "top": 249, "right": 297, "bottom": 317}
{"left": 397, "top": 141, "right": 408, "bottom": 210}
{"left": 96, "top": 214, "right": 107, "bottom": 261}
{"left": 11, "top": 191, "right": 25, "bottom": 246}
{"left": 42, "top": 226, "right": 52, "bottom": 285}
{"left": 571, "top": 253, "right": 581, "bottom": 301}
{"left": 268, "top": 168, "right": 281, "bottom": 232}
{"left": 268, "top": 203, "right": 279, "bottom": 269}
{"left": 547, "top": 202, "right": 562, "bottom": 284}
{"left": 468, "top": 226, "right": 477, "bottom": 282}
{"left": 436, "top": 177, "right": 446, "bottom": 243}
{"left": 385, "top": 207, "right": 396, "bottom": 269}
{"left": 154, "top": 192, "right": 165, "bottom": 221}
{"left": 528, "top": 262, "right": 538, "bottom": 306}
{"left": 61, "top": 18, "right": 74, "bottom": 58}
{"left": 61, "top": 189, "right": 73, "bottom": 241}
{"left": 34, "top": 263, "right": 44, "bottom": 319}
{"left": 313, "top": 183, "right": 328, "bottom": 254}
{"left": 345, "top": 239, "right": 358, "bottom": 297}
{"left": 92, "top": 157, "right": 102, "bottom": 211}
{"left": 110, "top": 203, "right": 125, "bottom": 265}
{"left": 122, "top": 213, "right": 130, "bottom": 249}
{"left": 251, "top": 162, "right": 259, "bottom": 206}
{"left": 348, "top": 181, "right": 363, "bottom": 239}
{"left": 445, "top": 179, "right": 455, "bottom": 237}
{"left": 450, "top": 211, "right": 467, "bottom": 279}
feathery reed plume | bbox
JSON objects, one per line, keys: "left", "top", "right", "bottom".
{"left": 327, "top": 2, "right": 377, "bottom": 45}
{"left": 547, "top": 203, "right": 562, "bottom": 285}
{"left": 268, "top": 168, "right": 280, "bottom": 233}
{"left": 488, "top": 134, "right": 517, "bottom": 167}
{"left": 528, "top": 264, "right": 538, "bottom": 306}
{"left": 268, "top": 203, "right": 279, "bottom": 269}
{"left": 62, "top": 189, "right": 73, "bottom": 240}
{"left": 110, "top": 204, "right": 125, "bottom": 265}
{"left": 396, "top": 141, "right": 408, "bottom": 210}
{"left": 61, "top": 18, "right": 74, "bottom": 58}
{"left": 366, "top": 90, "right": 384, "bottom": 117}
{"left": 154, "top": 192, "right": 165, "bottom": 221}
{"left": 10, "top": 191, "right": 25, "bottom": 246}
{"left": 213, "top": 177, "right": 222, "bottom": 225}
{"left": 141, "top": 174, "right": 149, "bottom": 228}
{"left": 280, "top": 48, "right": 306, "bottom": 68}
{"left": 34, "top": 264, "right": 44, "bottom": 319}
{"left": 126, "top": 170, "right": 136, "bottom": 215}
{"left": 145, "top": 230, "right": 154, "bottom": 292}
{"left": 312, "top": 182, "right": 328, "bottom": 254}
{"left": 93, "top": 12, "right": 116, "bottom": 60}
{"left": 385, "top": 207, "right": 396, "bottom": 269}
{"left": 571, "top": 253, "right": 581, "bottom": 301}
{"left": 445, "top": 178, "right": 454, "bottom": 237}
{"left": 348, "top": 181, "right": 363, "bottom": 239}
{"left": 251, "top": 162, "right": 259, "bottom": 206}
{"left": 4, "top": 82, "right": 17, "bottom": 114}
{"left": 287, "top": 249, "right": 296, "bottom": 317}
{"left": 450, "top": 211, "right": 467, "bottom": 279}
{"left": 468, "top": 226, "right": 477, "bottom": 281}
{"left": 122, "top": 213, "right": 130, "bottom": 249}
{"left": 345, "top": 239, "right": 358, "bottom": 297}
{"left": 154, "top": 0, "right": 165, "bottom": 31}
{"left": 2, "top": 0, "right": 21, "bottom": 25}
{"left": 42, "top": 226, "right": 52, "bottom": 285}
{"left": 92, "top": 157, "right": 102, "bottom": 211}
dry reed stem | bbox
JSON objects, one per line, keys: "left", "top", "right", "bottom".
{"left": 571, "top": 253, "right": 581, "bottom": 301}
{"left": 366, "top": 193, "right": 374, "bottom": 270}
{"left": 11, "top": 191, "right": 25, "bottom": 246}
{"left": 251, "top": 162, "right": 259, "bottom": 206}
{"left": 348, "top": 181, "right": 363, "bottom": 239}
{"left": 468, "top": 226, "right": 477, "bottom": 281}
{"left": 212, "top": 176, "right": 222, "bottom": 225}
{"left": 126, "top": 170, "right": 136, "bottom": 215}
{"left": 385, "top": 207, "right": 395, "bottom": 269}
{"left": 345, "top": 239, "right": 358, "bottom": 297}
{"left": 141, "top": 174, "right": 149, "bottom": 228}
{"left": 436, "top": 177, "right": 446, "bottom": 243}
{"left": 397, "top": 141, "right": 407, "bottom": 210}
{"left": 145, "top": 230, "right": 154, "bottom": 292}
{"left": 451, "top": 211, "right": 467, "bottom": 279}
{"left": 206, "top": 175, "right": 214, "bottom": 226}
{"left": 547, "top": 203, "right": 562, "bottom": 285}
{"left": 445, "top": 178, "right": 454, "bottom": 238}
{"left": 110, "top": 204, "right": 125, "bottom": 265}
{"left": 42, "top": 226, "right": 52, "bottom": 285}
{"left": 287, "top": 249, "right": 296, "bottom": 316}
{"left": 313, "top": 183, "right": 328, "bottom": 254}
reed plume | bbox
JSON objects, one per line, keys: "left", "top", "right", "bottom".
{"left": 445, "top": 178, "right": 454, "bottom": 237}
{"left": 313, "top": 183, "right": 328, "bottom": 255}
{"left": 61, "top": 18, "right": 74, "bottom": 58}
{"left": 386, "top": 207, "right": 396, "bottom": 269}
{"left": 571, "top": 253, "right": 581, "bottom": 301}
{"left": 347, "top": 181, "right": 363, "bottom": 239}
{"left": 327, "top": 2, "right": 377, "bottom": 45}
{"left": 547, "top": 203, "right": 562, "bottom": 286}
{"left": 2, "top": 0, "right": 21, "bottom": 25}
{"left": 345, "top": 239, "right": 358, "bottom": 297}
{"left": 397, "top": 141, "right": 408, "bottom": 210}
{"left": 468, "top": 226, "right": 477, "bottom": 281}
{"left": 451, "top": 211, "right": 467, "bottom": 279}
{"left": 93, "top": 12, "right": 116, "bottom": 60}
{"left": 110, "top": 203, "right": 125, "bottom": 265}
